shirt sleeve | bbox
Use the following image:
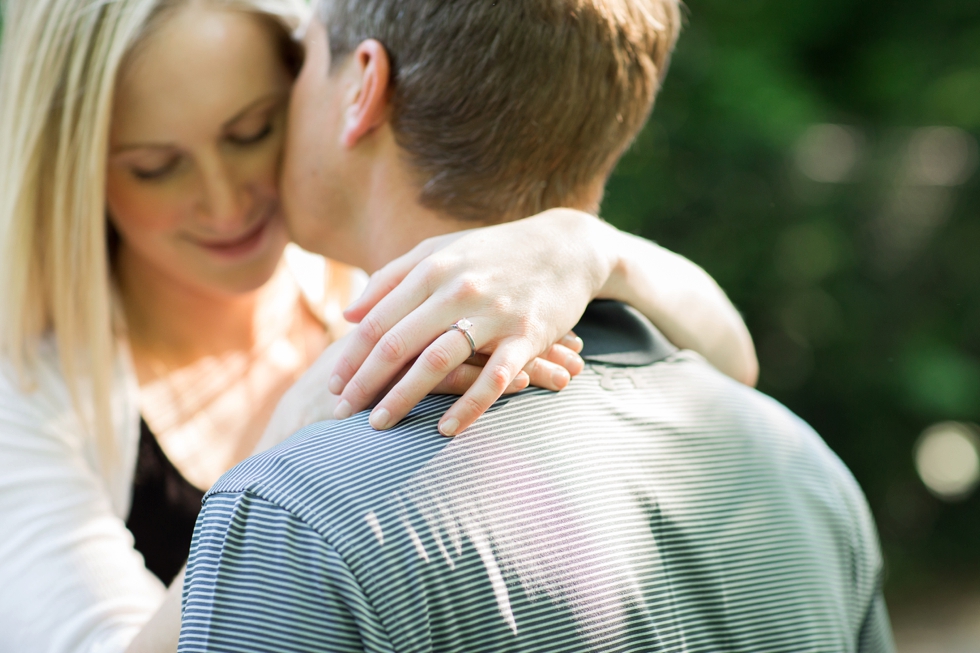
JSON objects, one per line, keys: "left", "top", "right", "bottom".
{"left": 179, "top": 491, "right": 392, "bottom": 653}
{"left": 858, "top": 589, "right": 896, "bottom": 653}
{"left": 0, "top": 376, "right": 165, "bottom": 653}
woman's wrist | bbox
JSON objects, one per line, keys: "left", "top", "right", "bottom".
{"left": 535, "top": 208, "right": 622, "bottom": 301}
{"left": 586, "top": 223, "right": 760, "bottom": 386}
{"left": 593, "top": 226, "right": 659, "bottom": 308}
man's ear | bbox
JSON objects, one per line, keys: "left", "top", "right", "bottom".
{"left": 341, "top": 39, "right": 392, "bottom": 149}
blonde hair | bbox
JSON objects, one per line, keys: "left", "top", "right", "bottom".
{"left": 0, "top": 0, "right": 308, "bottom": 469}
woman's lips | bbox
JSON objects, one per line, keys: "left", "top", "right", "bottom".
{"left": 193, "top": 213, "right": 274, "bottom": 260}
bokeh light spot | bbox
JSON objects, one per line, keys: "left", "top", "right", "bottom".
{"left": 906, "top": 127, "right": 978, "bottom": 187}
{"left": 794, "top": 124, "right": 862, "bottom": 183}
{"left": 914, "top": 422, "right": 980, "bottom": 501}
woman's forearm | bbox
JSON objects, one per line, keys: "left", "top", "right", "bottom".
{"left": 125, "top": 568, "right": 184, "bottom": 653}
{"left": 594, "top": 224, "right": 759, "bottom": 386}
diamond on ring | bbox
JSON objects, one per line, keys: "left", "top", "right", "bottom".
{"left": 449, "top": 319, "right": 477, "bottom": 358}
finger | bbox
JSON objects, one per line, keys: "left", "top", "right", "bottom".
{"left": 329, "top": 265, "right": 439, "bottom": 398}
{"left": 431, "top": 365, "right": 529, "bottom": 396}
{"left": 365, "top": 329, "right": 474, "bottom": 430}
{"left": 335, "top": 294, "right": 484, "bottom": 417}
{"left": 507, "top": 371, "right": 532, "bottom": 394}
{"left": 542, "top": 343, "right": 585, "bottom": 376}
{"left": 559, "top": 330, "right": 584, "bottom": 354}
{"left": 343, "top": 241, "right": 435, "bottom": 323}
{"left": 523, "top": 356, "right": 572, "bottom": 392}
{"left": 437, "top": 339, "right": 536, "bottom": 437}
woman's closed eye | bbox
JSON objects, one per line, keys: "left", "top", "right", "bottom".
{"left": 227, "top": 121, "right": 273, "bottom": 146}
{"left": 131, "top": 156, "right": 181, "bottom": 181}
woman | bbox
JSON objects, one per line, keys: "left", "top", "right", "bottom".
{"left": 0, "top": 0, "right": 756, "bottom": 652}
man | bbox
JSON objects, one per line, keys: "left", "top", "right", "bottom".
{"left": 178, "top": 0, "right": 895, "bottom": 650}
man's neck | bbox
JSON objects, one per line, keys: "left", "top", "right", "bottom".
{"left": 336, "top": 125, "right": 607, "bottom": 274}
{"left": 355, "top": 151, "right": 482, "bottom": 274}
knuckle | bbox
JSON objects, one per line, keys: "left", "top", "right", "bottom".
{"left": 416, "top": 257, "right": 451, "bottom": 294}
{"left": 485, "top": 364, "right": 512, "bottom": 393}
{"left": 522, "top": 316, "right": 545, "bottom": 342}
{"left": 345, "top": 377, "right": 371, "bottom": 404}
{"left": 457, "top": 394, "right": 486, "bottom": 419}
{"left": 418, "top": 255, "right": 448, "bottom": 279}
{"left": 422, "top": 343, "right": 456, "bottom": 374}
{"left": 488, "top": 293, "right": 514, "bottom": 315}
{"left": 377, "top": 331, "right": 408, "bottom": 364}
{"left": 359, "top": 313, "right": 388, "bottom": 344}
{"left": 449, "top": 275, "right": 483, "bottom": 302}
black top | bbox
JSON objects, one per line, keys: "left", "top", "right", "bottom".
{"left": 126, "top": 418, "right": 205, "bottom": 586}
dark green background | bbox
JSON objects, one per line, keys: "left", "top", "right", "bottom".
{"left": 601, "top": 0, "right": 980, "bottom": 602}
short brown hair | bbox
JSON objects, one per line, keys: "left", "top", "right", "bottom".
{"left": 318, "top": 0, "right": 681, "bottom": 222}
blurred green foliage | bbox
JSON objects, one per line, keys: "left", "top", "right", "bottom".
{"left": 602, "top": 0, "right": 980, "bottom": 598}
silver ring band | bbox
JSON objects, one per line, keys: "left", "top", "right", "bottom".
{"left": 449, "top": 318, "right": 477, "bottom": 358}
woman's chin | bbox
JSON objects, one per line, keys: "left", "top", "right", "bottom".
{"left": 193, "top": 231, "right": 290, "bottom": 297}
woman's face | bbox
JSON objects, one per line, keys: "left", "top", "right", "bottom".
{"left": 107, "top": 5, "right": 294, "bottom": 297}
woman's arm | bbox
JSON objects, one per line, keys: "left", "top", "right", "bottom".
{"left": 124, "top": 570, "right": 182, "bottom": 653}
{"left": 0, "top": 370, "right": 167, "bottom": 653}
{"left": 328, "top": 209, "right": 758, "bottom": 436}
{"left": 595, "top": 227, "right": 758, "bottom": 386}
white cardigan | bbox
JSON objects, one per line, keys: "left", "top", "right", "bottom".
{"left": 0, "top": 248, "right": 363, "bottom": 653}
{"left": 0, "top": 336, "right": 164, "bottom": 653}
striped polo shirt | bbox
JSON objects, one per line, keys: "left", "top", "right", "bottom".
{"left": 179, "top": 301, "right": 894, "bottom": 652}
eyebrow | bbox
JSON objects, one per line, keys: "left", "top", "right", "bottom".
{"left": 111, "top": 90, "right": 288, "bottom": 153}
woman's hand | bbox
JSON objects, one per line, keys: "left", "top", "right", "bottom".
{"left": 328, "top": 210, "right": 617, "bottom": 436}
{"left": 328, "top": 208, "right": 758, "bottom": 438}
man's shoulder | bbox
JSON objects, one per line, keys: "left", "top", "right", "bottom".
{"left": 198, "top": 352, "right": 883, "bottom": 650}
{"left": 205, "top": 393, "right": 461, "bottom": 538}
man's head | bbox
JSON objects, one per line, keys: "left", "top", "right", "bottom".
{"left": 282, "top": 0, "right": 681, "bottom": 272}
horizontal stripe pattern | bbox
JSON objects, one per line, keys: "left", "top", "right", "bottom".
{"left": 180, "top": 351, "right": 893, "bottom": 652}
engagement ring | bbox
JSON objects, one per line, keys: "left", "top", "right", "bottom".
{"left": 449, "top": 319, "right": 477, "bottom": 358}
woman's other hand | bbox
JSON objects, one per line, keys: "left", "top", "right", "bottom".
{"left": 257, "top": 330, "right": 585, "bottom": 452}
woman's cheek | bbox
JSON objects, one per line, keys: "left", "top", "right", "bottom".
{"left": 106, "top": 173, "right": 186, "bottom": 243}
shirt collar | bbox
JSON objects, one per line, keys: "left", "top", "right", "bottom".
{"left": 573, "top": 300, "right": 677, "bottom": 367}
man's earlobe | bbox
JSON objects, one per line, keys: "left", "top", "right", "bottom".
{"left": 341, "top": 40, "right": 392, "bottom": 149}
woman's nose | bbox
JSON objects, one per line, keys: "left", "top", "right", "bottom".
{"left": 198, "top": 156, "right": 247, "bottom": 229}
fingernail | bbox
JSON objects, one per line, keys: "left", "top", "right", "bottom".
{"left": 566, "top": 354, "right": 584, "bottom": 374}
{"left": 370, "top": 407, "right": 391, "bottom": 430}
{"left": 334, "top": 400, "right": 353, "bottom": 420}
{"left": 552, "top": 369, "right": 570, "bottom": 390}
{"left": 328, "top": 375, "right": 345, "bottom": 394}
{"left": 440, "top": 418, "right": 460, "bottom": 437}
